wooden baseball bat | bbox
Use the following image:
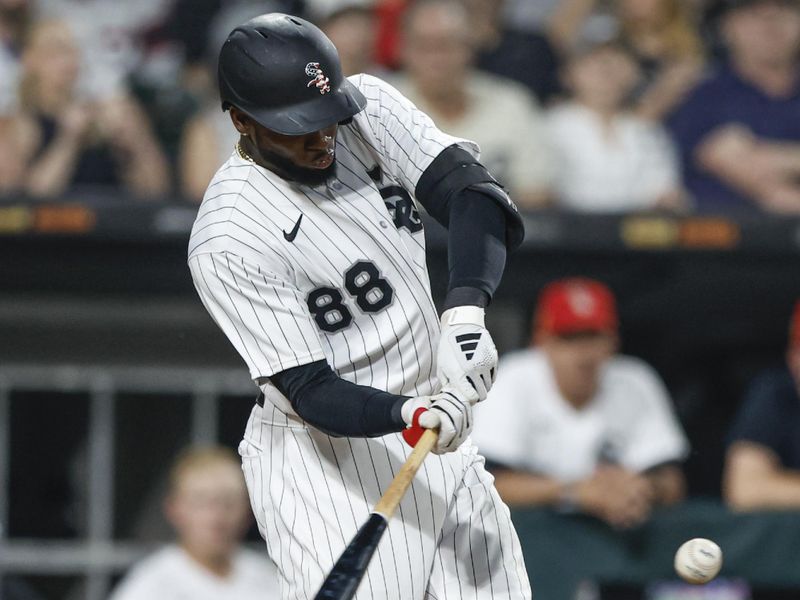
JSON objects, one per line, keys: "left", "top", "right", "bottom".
{"left": 314, "top": 428, "right": 439, "bottom": 600}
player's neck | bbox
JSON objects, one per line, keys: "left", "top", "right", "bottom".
{"left": 181, "top": 544, "right": 234, "bottom": 579}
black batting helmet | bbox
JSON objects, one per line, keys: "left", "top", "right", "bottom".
{"left": 218, "top": 13, "right": 366, "bottom": 135}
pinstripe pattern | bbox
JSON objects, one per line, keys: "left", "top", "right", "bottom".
{"left": 192, "top": 74, "right": 532, "bottom": 599}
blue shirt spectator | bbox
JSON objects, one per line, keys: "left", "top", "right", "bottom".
{"left": 668, "top": 65, "right": 800, "bottom": 213}
{"left": 667, "top": 0, "right": 800, "bottom": 215}
{"left": 727, "top": 368, "right": 800, "bottom": 470}
{"left": 723, "top": 299, "right": 800, "bottom": 510}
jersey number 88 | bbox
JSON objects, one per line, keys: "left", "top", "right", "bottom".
{"left": 307, "top": 261, "right": 394, "bottom": 332}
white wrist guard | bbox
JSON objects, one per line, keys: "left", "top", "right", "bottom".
{"left": 441, "top": 305, "right": 485, "bottom": 328}
{"left": 436, "top": 305, "right": 497, "bottom": 403}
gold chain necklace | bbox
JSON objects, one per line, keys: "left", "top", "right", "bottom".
{"left": 236, "top": 141, "right": 254, "bottom": 163}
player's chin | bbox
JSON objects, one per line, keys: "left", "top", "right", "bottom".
{"left": 291, "top": 159, "right": 338, "bottom": 186}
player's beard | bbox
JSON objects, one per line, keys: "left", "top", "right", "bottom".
{"left": 260, "top": 147, "right": 338, "bottom": 187}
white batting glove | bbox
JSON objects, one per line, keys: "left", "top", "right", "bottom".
{"left": 400, "top": 388, "right": 473, "bottom": 454}
{"left": 436, "top": 306, "right": 498, "bottom": 403}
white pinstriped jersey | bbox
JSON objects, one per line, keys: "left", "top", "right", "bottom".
{"left": 188, "top": 74, "right": 532, "bottom": 600}
{"left": 189, "top": 74, "right": 477, "bottom": 409}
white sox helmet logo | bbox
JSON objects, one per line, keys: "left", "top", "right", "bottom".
{"left": 305, "top": 62, "right": 331, "bottom": 94}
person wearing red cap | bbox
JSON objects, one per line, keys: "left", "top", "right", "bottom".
{"left": 471, "top": 277, "right": 688, "bottom": 528}
{"left": 723, "top": 301, "right": 800, "bottom": 510}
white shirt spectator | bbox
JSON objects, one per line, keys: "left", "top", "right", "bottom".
{"left": 391, "top": 72, "right": 553, "bottom": 202}
{"left": 109, "top": 545, "right": 280, "bottom": 600}
{"left": 36, "top": 0, "right": 175, "bottom": 99}
{"left": 546, "top": 102, "right": 681, "bottom": 212}
{"left": 472, "top": 348, "right": 689, "bottom": 482}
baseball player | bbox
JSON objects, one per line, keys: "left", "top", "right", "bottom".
{"left": 188, "top": 13, "right": 531, "bottom": 600}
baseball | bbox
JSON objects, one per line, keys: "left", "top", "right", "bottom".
{"left": 674, "top": 538, "right": 723, "bottom": 584}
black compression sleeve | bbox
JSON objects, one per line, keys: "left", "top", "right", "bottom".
{"left": 270, "top": 360, "right": 408, "bottom": 437}
{"left": 415, "top": 144, "right": 525, "bottom": 250}
{"left": 444, "top": 187, "right": 507, "bottom": 310}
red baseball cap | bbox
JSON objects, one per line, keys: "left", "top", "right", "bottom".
{"left": 790, "top": 300, "right": 800, "bottom": 347}
{"left": 535, "top": 278, "right": 618, "bottom": 336}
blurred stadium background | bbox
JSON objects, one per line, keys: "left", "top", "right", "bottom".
{"left": 2, "top": 0, "right": 800, "bottom": 599}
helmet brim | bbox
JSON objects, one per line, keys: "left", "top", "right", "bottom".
{"left": 243, "top": 78, "right": 367, "bottom": 136}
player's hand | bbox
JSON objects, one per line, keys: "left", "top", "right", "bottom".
{"left": 436, "top": 306, "right": 498, "bottom": 403}
{"left": 400, "top": 388, "right": 473, "bottom": 454}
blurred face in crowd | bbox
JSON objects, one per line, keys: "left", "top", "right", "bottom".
{"left": 540, "top": 331, "right": 618, "bottom": 408}
{"left": 165, "top": 456, "right": 251, "bottom": 566}
{"left": 617, "top": 0, "right": 670, "bottom": 27}
{"left": 565, "top": 45, "right": 640, "bottom": 112}
{"left": 22, "top": 20, "right": 81, "bottom": 95}
{"left": 322, "top": 9, "right": 377, "bottom": 76}
{"left": 724, "top": 1, "right": 800, "bottom": 68}
{"left": 402, "top": 1, "right": 474, "bottom": 97}
{"left": 462, "top": 0, "right": 505, "bottom": 27}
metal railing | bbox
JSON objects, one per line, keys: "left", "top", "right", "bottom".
{"left": 0, "top": 364, "right": 256, "bottom": 600}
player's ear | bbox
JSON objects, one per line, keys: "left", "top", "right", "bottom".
{"left": 229, "top": 107, "right": 253, "bottom": 137}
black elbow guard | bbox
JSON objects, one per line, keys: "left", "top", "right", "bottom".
{"left": 415, "top": 144, "right": 525, "bottom": 251}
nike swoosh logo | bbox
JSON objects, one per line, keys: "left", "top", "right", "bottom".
{"left": 283, "top": 214, "right": 303, "bottom": 242}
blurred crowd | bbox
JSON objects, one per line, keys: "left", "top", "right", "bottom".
{"left": 0, "top": 0, "right": 799, "bottom": 214}
{"left": 474, "top": 278, "right": 800, "bottom": 528}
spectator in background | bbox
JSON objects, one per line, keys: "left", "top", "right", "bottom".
{"left": 549, "top": 0, "right": 705, "bottom": 121}
{"left": 35, "top": 0, "right": 175, "bottom": 101}
{"left": 179, "top": 78, "right": 240, "bottom": 201}
{"left": 616, "top": 0, "right": 706, "bottom": 121}
{"left": 0, "top": 0, "right": 30, "bottom": 103}
{"left": 464, "top": 0, "right": 561, "bottom": 103}
{"left": 668, "top": 0, "right": 800, "bottom": 214}
{"left": 6, "top": 20, "right": 169, "bottom": 199}
{"left": 373, "top": 0, "right": 407, "bottom": 68}
{"left": 504, "top": 0, "right": 561, "bottom": 34}
{"left": 109, "top": 445, "right": 279, "bottom": 600}
{"left": 0, "top": 117, "right": 19, "bottom": 193}
{"left": 724, "top": 301, "right": 800, "bottom": 510}
{"left": 546, "top": 41, "right": 686, "bottom": 212}
{"left": 178, "top": 0, "right": 306, "bottom": 200}
{"left": 0, "top": 0, "right": 31, "bottom": 193}
{"left": 319, "top": 3, "right": 384, "bottom": 77}
{"left": 472, "top": 278, "right": 688, "bottom": 529}
{"left": 392, "top": 0, "right": 553, "bottom": 208}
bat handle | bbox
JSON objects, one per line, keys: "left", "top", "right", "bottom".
{"left": 373, "top": 428, "right": 438, "bottom": 520}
